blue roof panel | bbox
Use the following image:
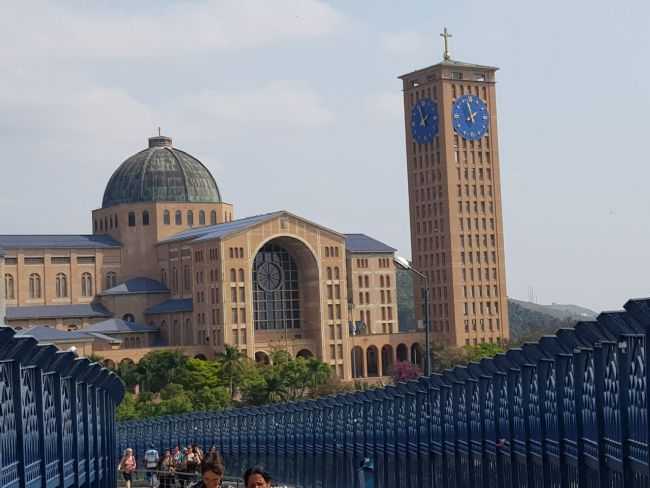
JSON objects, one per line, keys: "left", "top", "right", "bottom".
{"left": 144, "top": 298, "right": 193, "bottom": 315}
{"left": 6, "top": 303, "right": 112, "bottom": 320}
{"left": 85, "top": 318, "right": 159, "bottom": 333}
{"left": 102, "top": 277, "right": 169, "bottom": 296}
{"left": 160, "top": 212, "right": 282, "bottom": 244}
{"left": 0, "top": 234, "right": 121, "bottom": 249}
{"left": 344, "top": 234, "right": 396, "bottom": 254}
{"left": 15, "top": 326, "right": 94, "bottom": 342}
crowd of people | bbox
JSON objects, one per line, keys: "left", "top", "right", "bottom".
{"left": 118, "top": 444, "right": 273, "bottom": 488}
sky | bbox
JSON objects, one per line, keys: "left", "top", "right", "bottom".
{"left": 0, "top": 0, "right": 648, "bottom": 312}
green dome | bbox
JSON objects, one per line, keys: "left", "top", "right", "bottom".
{"left": 102, "top": 136, "right": 222, "bottom": 209}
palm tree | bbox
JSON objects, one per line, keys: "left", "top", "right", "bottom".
{"left": 216, "top": 345, "right": 244, "bottom": 399}
{"left": 305, "top": 358, "right": 331, "bottom": 388}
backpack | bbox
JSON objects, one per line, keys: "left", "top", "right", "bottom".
{"left": 144, "top": 449, "right": 159, "bottom": 469}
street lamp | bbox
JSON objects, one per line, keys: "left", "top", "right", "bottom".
{"left": 395, "top": 255, "right": 432, "bottom": 376}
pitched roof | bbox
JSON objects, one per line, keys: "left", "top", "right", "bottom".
{"left": 399, "top": 58, "right": 498, "bottom": 79}
{"left": 102, "top": 277, "right": 169, "bottom": 296}
{"left": 344, "top": 234, "right": 396, "bottom": 254}
{"left": 0, "top": 234, "right": 121, "bottom": 250}
{"left": 144, "top": 298, "right": 193, "bottom": 315}
{"left": 85, "top": 318, "right": 159, "bottom": 334}
{"left": 15, "top": 326, "right": 94, "bottom": 343}
{"left": 6, "top": 303, "right": 112, "bottom": 320}
{"left": 159, "top": 211, "right": 283, "bottom": 244}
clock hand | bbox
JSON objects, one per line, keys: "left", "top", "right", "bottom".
{"left": 418, "top": 105, "right": 426, "bottom": 126}
{"left": 466, "top": 102, "right": 476, "bottom": 123}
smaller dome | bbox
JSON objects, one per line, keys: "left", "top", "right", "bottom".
{"left": 102, "top": 136, "right": 222, "bottom": 209}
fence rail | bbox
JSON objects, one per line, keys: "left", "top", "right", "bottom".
{"left": 118, "top": 298, "right": 650, "bottom": 487}
{"left": 0, "top": 327, "right": 124, "bottom": 488}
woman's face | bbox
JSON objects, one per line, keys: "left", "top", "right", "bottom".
{"left": 202, "top": 470, "right": 223, "bottom": 488}
{"left": 246, "top": 473, "right": 270, "bottom": 488}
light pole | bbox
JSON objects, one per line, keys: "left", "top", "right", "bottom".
{"left": 395, "top": 256, "right": 432, "bottom": 376}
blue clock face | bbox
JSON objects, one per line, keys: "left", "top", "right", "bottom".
{"left": 453, "top": 94, "right": 489, "bottom": 140}
{"left": 410, "top": 98, "right": 438, "bottom": 144}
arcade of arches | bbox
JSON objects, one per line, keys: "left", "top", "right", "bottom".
{"left": 350, "top": 337, "right": 425, "bottom": 379}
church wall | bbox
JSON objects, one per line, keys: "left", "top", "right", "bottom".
{"left": 2, "top": 247, "right": 119, "bottom": 307}
{"left": 347, "top": 252, "right": 399, "bottom": 335}
{"left": 6, "top": 316, "right": 103, "bottom": 331}
{"left": 99, "top": 293, "right": 169, "bottom": 325}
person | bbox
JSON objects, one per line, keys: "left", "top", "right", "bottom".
{"left": 117, "top": 448, "right": 137, "bottom": 488}
{"left": 185, "top": 447, "right": 200, "bottom": 474}
{"left": 243, "top": 466, "right": 272, "bottom": 488}
{"left": 157, "top": 449, "right": 176, "bottom": 488}
{"left": 144, "top": 444, "right": 160, "bottom": 487}
{"left": 188, "top": 452, "right": 225, "bottom": 488}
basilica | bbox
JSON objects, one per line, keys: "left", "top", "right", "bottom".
{"left": 0, "top": 135, "right": 424, "bottom": 381}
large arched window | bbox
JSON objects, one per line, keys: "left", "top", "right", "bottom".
{"left": 55, "top": 273, "right": 68, "bottom": 298}
{"left": 81, "top": 272, "right": 93, "bottom": 297}
{"left": 4, "top": 274, "right": 15, "bottom": 300}
{"left": 105, "top": 271, "right": 117, "bottom": 289}
{"left": 29, "top": 273, "right": 41, "bottom": 299}
{"left": 163, "top": 210, "right": 170, "bottom": 225}
{"left": 253, "top": 243, "right": 300, "bottom": 330}
{"left": 175, "top": 210, "right": 182, "bottom": 225}
{"left": 187, "top": 210, "right": 194, "bottom": 226}
{"left": 210, "top": 210, "right": 217, "bottom": 225}
{"left": 199, "top": 210, "right": 206, "bottom": 225}
{"left": 142, "top": 210, "right": 150, "bottom": 226}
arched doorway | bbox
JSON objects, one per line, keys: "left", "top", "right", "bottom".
{"left": 255, "top": 351, "right": 270, "bottom": 365}
{"left": 351, "top": 346, "right": 364, "bottom": 378}
{"left": 381, "top": 345, "right": 394, "bottom": 376}
{"left": 251, "top": 236, "right": 320, "bottom": 341}
{"left": 296, "top": 349, "right": 313, "bottom": 359}
{"left": 366, "top": 346, "right": 379, "bottom": 377}
{"left": 397, "top": 343, "right": 408, "bottom": 362}
{"left": 411, "top": 343, "right": 424, "bottom": 368}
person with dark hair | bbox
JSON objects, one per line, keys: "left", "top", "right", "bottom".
{"left": 243, "top": 466, "right": 272, "bottom": 488}
{"left": 157, "top": 449, "right": 176, "bottom": 488}
{"left": 188, "top": 452, "right": 225, "bottom": 488}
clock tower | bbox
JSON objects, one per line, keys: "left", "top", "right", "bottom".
{"left": 399, "top": 29, "right": 510, "bottom": 348}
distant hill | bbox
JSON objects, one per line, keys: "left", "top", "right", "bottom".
{"left": 507, "top": 299, "right": 598, "bottom": 344}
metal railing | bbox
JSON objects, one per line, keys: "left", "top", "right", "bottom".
{"left": 118, "top": 297, "right": 650, "bottom": 487}
{"left": 0, "top": 326, "right": 124, "bottom": 488}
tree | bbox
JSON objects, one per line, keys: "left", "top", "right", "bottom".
{"left": 463, "top": 343, "right": 504, "bottom": 363}
{"left": 216, "top": 345, "right": 245, "bottom": 399}
{"left": 390, "top": 361, "right": 421, "bottom": 382}
{"left": 136, "top": 350, "right": 187, "bottom": 392}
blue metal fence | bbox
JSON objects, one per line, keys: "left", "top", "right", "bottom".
{"left": 0, "top": 327, "right": 124, "bottom": 488}
{"left": 118, "top": 298, "right": 650, "bottom": 487}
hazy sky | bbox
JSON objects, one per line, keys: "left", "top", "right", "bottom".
{"left": 1, "top": 0, "right": 648, "bottom": 312}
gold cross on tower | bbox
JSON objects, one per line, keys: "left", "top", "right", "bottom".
{"left": 440, "top": 27, "right": 452, "bottom": 61}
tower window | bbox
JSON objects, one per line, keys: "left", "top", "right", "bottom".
{"left": 163, "top": 210, "right": 170, "bottom": 225}
{"left": 187, "top": 210, "right": 194, "bottom": 226}
{"left": 142, "top": 210, "right": 150, "bottom": 226}
{"left": 175, "top": 211, "right": 182, "bottom": 225}
{"left": 199, "top": 210, "right": 206, "bottom": 225}
{"left": 210, "top": 210, "right": 217, "bottom": 225}
{"left": 128, "top": 212, "right": 136, "bottom": 227}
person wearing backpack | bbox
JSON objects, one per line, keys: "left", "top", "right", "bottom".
{"left": 144, "top": 444, "right": 160, "bottom": 487}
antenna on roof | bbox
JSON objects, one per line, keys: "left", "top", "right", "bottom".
{"left": 158, "top": 126, "right": 161, "bottom": 137}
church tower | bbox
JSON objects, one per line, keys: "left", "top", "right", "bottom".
{"left": 399, "top": 29, "right": 510, "bottom": 348}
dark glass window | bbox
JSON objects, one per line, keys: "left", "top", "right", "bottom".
{"left": 128, "top": 212, "right": 136, "bottom": 227}
{"left": 210, "top": 210, "right": 217, "bottom": 225}
{"left": 163, "top": 210, "right": 170, "bottom": 225}
{"left": 142, "top": 210, "right": 150, "bottom": 226}
{"left": 175, "top": 211, "right": 182, "bottom": 225}
{"left": 187, "top": 210, "right": 194, "bottom": 226}
{"left": 199, "top": 210, "right": 206, "bottom": 225}
{"left": 253, "top": 243, "right": 300, "bottom": 330}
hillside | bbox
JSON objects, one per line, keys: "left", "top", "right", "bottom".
{"left": 507, "top": 299, "right": 597, "bottom": 343}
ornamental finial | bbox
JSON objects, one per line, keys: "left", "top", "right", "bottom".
{"left": 440, "top": 27, "right": 452, "bottom": 61}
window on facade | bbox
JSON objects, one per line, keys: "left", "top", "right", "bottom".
{"left": 4, "top": 274, "right": 14, "bottom": 300}
{"left": 160, "top": 269, "right": 167, "bottom": 286}
{"left": 187, "top": 210, "right": 194, "bottom": 226}
{"left": 142, "top": 211, "right": 150, "bottom": 226}
{"left": 29, "top": 273, "right": 41, "bottom": 299}
{"left": 210, "top": 210, "right": 217, "bottom": 225}
{"left": 128, "top": 212, "right": 136, "bottom": 227}
{"left": 198, "top": 210, "right": 206, "bottom": 225}
{"left": 105, "top": 271, "right": 117, "bottom": 290}
{"left": 253, "top": 243, "right": 300, "bottom": 330}
{"left": 55, "top": 273, "right": 68, "bottom": 298}
{"left": 175, "top": 211, "right": 182, "bottom": 225}
{"left": 81, "top": 273, "right": 93, "bottom": 297}
{"left": 163, "top": 210, "right": 170, "bottom": 225}
{"left": 183, "top": 265, "right": 191, "bottom": 291}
